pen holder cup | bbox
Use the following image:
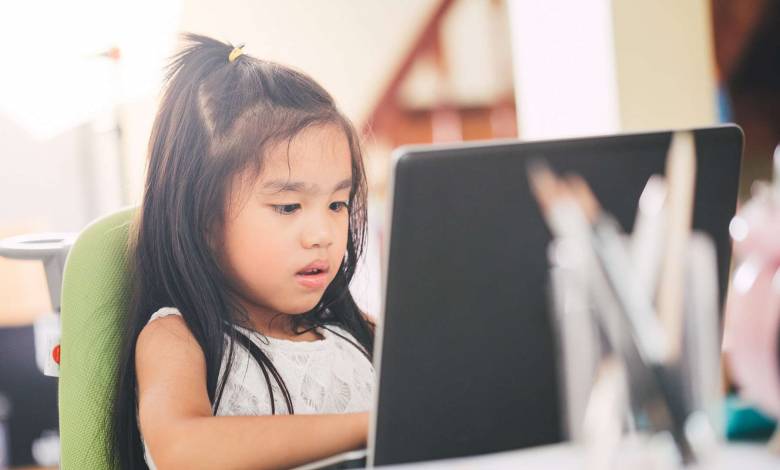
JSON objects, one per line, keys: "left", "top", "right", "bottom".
{"left": 548, "top": 232, "right": 723, "bottom": 461}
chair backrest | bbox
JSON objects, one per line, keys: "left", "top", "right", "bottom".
{"left": 59, "top": 207, "right": 136, "bottom": 469}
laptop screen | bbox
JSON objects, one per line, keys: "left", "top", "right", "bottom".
{"left": 370, "top": 126, "right": 742, "bottom": 466}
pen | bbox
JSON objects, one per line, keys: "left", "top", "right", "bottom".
{"left": 527, "top": 162, "right": 695, "bottom": 463}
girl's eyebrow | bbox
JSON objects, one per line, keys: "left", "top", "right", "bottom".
{"left": 261, "top": 178, "right": 352, "bottom": 194}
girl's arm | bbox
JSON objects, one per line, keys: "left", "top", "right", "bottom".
{"left": 136, "top": 315, "right": 368, "bottom": 470}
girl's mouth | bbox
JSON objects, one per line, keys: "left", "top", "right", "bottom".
{"left": 295, "top": 269, "right": 328, "bottom": 289}
{"left": 298, "top": 268, "right": 324, "bottom": 275}
{"left": 295, "top": 262, "right": 329, "bottom": 289}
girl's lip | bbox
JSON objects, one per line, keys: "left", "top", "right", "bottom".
{"left": 295, "top": 271, "right": 329, "bottom": 289}
{"left": 297, "top": 260, "right": 329, "bottom": 274}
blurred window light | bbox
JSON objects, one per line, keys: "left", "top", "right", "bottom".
{"left": 0, "top": 0, "right": 180, "bottom": 139}
{"left": 508, "top": 0, "right": 620, "bottom": 140}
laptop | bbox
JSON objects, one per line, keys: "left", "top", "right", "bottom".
{"left": 297, "top": 125, "right": 743, "bottom": 469}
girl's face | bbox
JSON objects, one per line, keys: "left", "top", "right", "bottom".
{"left": 222, "top": 123, "right": 353, "bottom": 322}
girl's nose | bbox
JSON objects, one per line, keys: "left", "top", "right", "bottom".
{"left": 301, "top": 213, "right": 334, "bottom": 249}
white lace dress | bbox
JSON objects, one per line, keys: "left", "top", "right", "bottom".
{"left": 141, "top": 307, "right": 375, "bottom": 469}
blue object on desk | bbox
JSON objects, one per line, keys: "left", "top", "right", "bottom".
{"left": 725, "top": 394, "right": 778, "bottom": 441}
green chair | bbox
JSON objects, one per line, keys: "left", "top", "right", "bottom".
{"left": 59, "top": 207, "right": 136, "bottom": 469}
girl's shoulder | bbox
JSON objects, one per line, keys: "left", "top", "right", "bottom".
{"left": 148, "top": 306, "right": 183, "bottom": 324}
{"left": 136, "top": 308, "right": 202, "bottom": 373}
{"left": 138, "top": 307, "right": 193, "bottom": 353}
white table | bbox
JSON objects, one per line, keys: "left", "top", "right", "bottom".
{"left": 379, "top": 442, "right": 780, "bottom": 469}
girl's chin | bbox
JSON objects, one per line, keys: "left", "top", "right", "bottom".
{"left": 283, "top": 298, "right": 324, "bottom": 316}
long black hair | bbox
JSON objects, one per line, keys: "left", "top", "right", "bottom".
{"left": 108, "top": 33, "right": 374, "bottom": 470}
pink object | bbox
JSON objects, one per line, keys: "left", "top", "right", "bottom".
{"left": 723, "top": 183, "right": 780, "bottom": 418}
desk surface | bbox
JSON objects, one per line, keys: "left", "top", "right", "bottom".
{"left": 380, "top": 442, "right": 780, "bottom": 469}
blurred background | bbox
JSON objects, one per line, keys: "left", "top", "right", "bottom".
{"left": 1, "top": 0, "right": 779, "bottom": 467}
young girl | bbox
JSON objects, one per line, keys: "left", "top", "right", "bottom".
{"left": 109, "top": 34, "right": 376, "bottom": 469}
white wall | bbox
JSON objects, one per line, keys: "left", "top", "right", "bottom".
{"left": 0, "top": 118, "right": 90, "bottom": 233}
{"left": 508, "top": 0, "right": 718, "bottom": 140}
{"left": 508, "top": 0, "right": 620, "bottom": 140}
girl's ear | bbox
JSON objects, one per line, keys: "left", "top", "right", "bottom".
{"left": 203, "top": 209, "right": 226, "bottom": 263}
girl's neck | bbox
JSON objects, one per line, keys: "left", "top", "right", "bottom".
{"left": 240, "top": 301, "right": 321, "bottom": 342}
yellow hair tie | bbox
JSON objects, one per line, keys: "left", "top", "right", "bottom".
{"left": 228, "top": 44, "right": 245, "bottom": 63}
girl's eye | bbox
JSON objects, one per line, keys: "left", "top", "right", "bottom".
{"left": 271, "top": 204, "right": 301, "bottom": 215}
{"left": 330, "top": 201, "right": 349, "bottom": 212}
